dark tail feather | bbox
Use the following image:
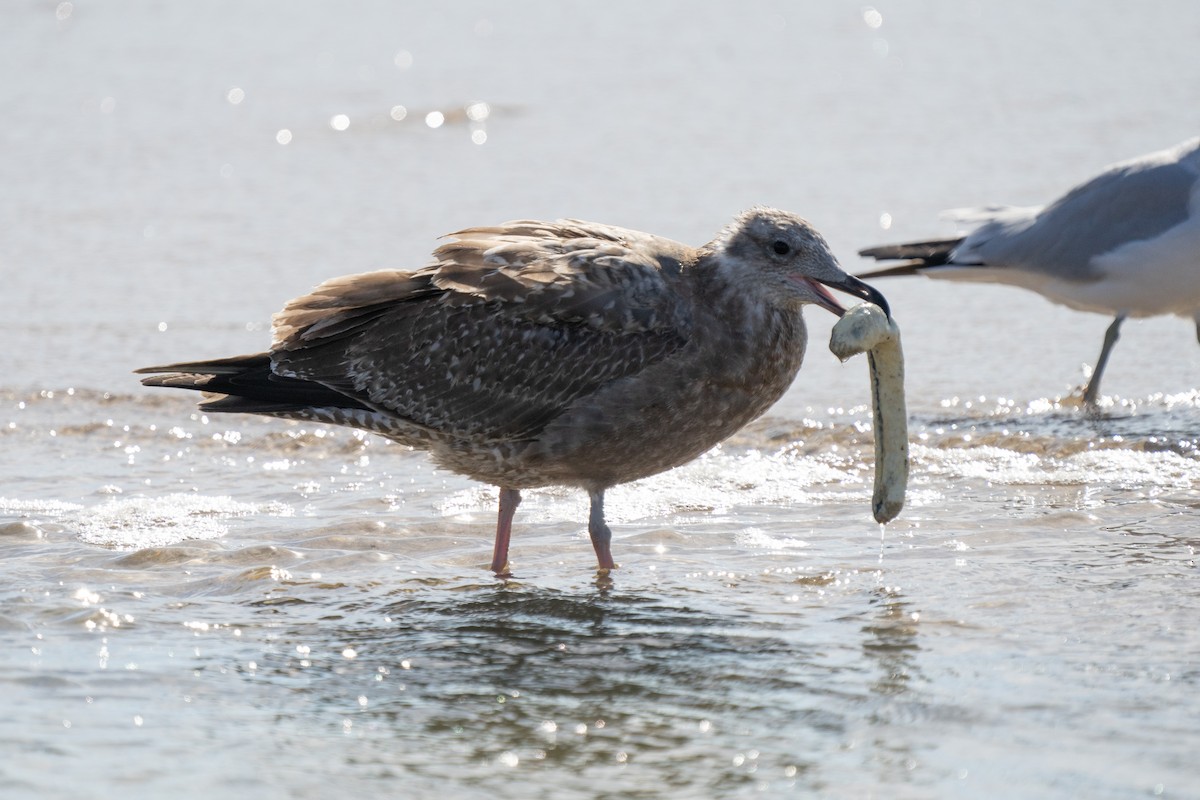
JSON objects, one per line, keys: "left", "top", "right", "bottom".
{"left": 855, "top": 262, "right": 928, "bottom": 279}
{"left": 857, "top": 236, "right": 964, "bottom": 269}
{"left": 136, "top": 353, "right": 275, "bottom": 377}
{"left": 136, "top": 353, "right": 370, "bottom": 414}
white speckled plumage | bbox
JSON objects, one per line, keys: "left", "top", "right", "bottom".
{"left": 140, "top": 207, "right": 888, "bottom": 573}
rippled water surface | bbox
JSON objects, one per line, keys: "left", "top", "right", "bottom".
{"left": 4, "top": 2, "right": 1200, "bottom": 798}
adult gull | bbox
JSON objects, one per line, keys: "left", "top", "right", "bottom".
{"left": 859, "top": 137, "right": 1200, "bottom": 404}
{"left": 139, "top": 208, "right": 891, "bottom": 573}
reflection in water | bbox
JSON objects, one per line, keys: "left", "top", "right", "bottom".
{"left": 862, "top": 588, "right": 920, "bottom": 699}
{"left": 240, "top": 584, "right": 904, "bottom": 794}
{"left": 857, "top": 590, "right": 927, "bottom": 785}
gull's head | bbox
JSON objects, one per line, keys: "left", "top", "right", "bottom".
{"left": 711, "top": 207, "right": 890, "bottom": 317}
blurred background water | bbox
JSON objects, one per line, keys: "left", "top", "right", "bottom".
{"left": 2, "top": 2, "right": 1199, "bottom": 798}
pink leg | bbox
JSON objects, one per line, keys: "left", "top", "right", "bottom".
{"left": 490, "top": 488, "right": 521, "bottom": 574}
{"left": 588, "top": 490, "right": 616, "bottom": 570}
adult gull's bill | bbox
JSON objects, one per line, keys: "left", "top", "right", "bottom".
{"left": 139, "top": 208, "right": 897, "bottom": 574}
{"left": 859, "top": 137, "right": 1200, "bottom": 404}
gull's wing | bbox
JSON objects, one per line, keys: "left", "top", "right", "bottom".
{"left": 956, "top": 138, "right": 1200, "bottom": 280}
{"left": 269, "top": 219, "right": 698, "bottom": 442}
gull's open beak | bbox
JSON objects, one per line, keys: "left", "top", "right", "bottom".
{"left": 815, "top": 274, "right": 892, "bottom": 319}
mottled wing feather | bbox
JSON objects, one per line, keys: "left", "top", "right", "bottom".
{"left": 430, "top": 220, "right": 694, "bottom": 331}
{"left": 276, "top": 299, "right": 687, "bottom": 443}
{"left": 273, "top": 269, "right": 439, "bottom": 350}
{"left": 268, "top": 219, "right": 696, "bottom": 443}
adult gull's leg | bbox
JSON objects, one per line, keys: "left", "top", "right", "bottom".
{"left": 587, "top": 489, "right": 616, "bottom": 570}
{"left": 1082, "top": 314, "right": 1126, "bottom": 406}
{"left": 490, "top": 488, "right": 521, "bottom": 574}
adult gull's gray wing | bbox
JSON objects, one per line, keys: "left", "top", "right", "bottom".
{"left": 955, "top": 138, "right": 1200, "bottom": 280}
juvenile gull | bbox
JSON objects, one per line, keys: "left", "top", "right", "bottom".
{"left": 859, "top": 137, "right": 1200, "bottom": 404}
{"left": 139, "top": 208, "right": 889, "bottom": 573}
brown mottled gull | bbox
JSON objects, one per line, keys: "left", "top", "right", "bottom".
{"left": 138, "top": 208, "right": 890, "bottom": 573}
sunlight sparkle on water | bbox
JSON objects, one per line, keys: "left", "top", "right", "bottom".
{"left": 74, "top": 587, "right": 102, "bottom": 605}
{"left": 466, "top": 102, "right": 490, "bottom": 122}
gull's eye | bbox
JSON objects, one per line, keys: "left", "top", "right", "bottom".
{"left": 772, "top": 240, "right": 791, "bottom": 256}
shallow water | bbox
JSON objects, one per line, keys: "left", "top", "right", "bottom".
{"left": 4, "top": 2, "right": 1200, "bottom": 798}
